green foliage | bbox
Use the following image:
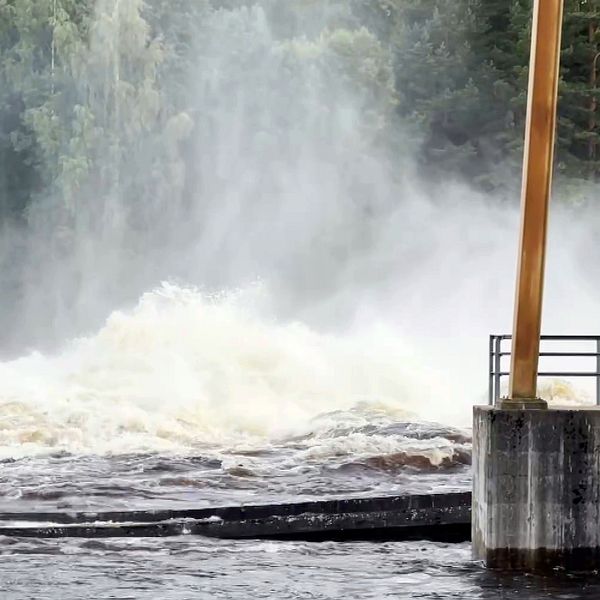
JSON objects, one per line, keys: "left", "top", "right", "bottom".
{"left": 0, "top": 0, "right": 208, "bottom": 233}
{"left": 556, "top": 0, "right": 600, "bottom": 180}
{"left": 391, "top": 1, "right": 495, "bottom": 184}
{"left": 2, "top": 0, "right": 600, "bottom": 225}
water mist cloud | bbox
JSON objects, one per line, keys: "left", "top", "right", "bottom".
{"left": 0, "top": 1, "right": 598, "bottom": 457}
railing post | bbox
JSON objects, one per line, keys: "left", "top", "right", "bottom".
{"left": 596, "top": 337, "right": 600, "bottom": 406}
{"left": 489, "top": 336, "right": 495, "bottom": 406}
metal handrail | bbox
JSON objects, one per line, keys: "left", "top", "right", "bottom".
{"left": 488, "top": 335, "right": 600, "bottom": 406}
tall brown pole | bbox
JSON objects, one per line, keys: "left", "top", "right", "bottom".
{"left": 504, "top": 0, "right": 564, "bottom": 409}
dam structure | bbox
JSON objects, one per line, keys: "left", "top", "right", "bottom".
{"left": 473, "top": 0, "right": 600, "bottom": 572}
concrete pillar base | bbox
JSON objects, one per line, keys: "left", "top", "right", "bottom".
{"left": 473, "top": 406, "right": 600, "bottom": 572}
{"left": 498, "top": 398, "right": 548, "bottom": 410}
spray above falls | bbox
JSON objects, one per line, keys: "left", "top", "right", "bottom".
{"left": 2, "top": 3, "right": 402, "bottom": 348}
{"left": 0, "top": 1, "right": 599, "bottom": 459}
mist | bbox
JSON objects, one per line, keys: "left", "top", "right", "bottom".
{"left": 0, "top": 0, "right": 598, "bottom": 457}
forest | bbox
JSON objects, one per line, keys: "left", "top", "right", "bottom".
{"left": 1, "top": 0, "right": 599, "bottom": 233}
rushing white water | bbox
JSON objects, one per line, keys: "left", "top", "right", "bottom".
{"left": 0, "top": 279, "right": 591, "bottom": 459}
{"left": 0, "top": 283, "right": 456, "bottom": 458}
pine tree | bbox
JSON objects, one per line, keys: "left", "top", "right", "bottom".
{"left": 388, "top": 0, "right": 516, "bottom": 189}
{"left": 557, "top": 0, "right": 600, "bottom": 180}
{"left": 503, "top": 0, "right": 600, "bottom": 189}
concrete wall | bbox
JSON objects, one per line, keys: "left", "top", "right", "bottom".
{"left": 473, "top": 406, "right": 600, "bottom": 571}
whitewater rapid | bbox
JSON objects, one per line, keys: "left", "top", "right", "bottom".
{"left": 0, "top": 284, "right": 454, "bottom": 459}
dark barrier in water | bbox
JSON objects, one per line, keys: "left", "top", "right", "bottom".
{"left": 0, "top": 492, "right": 471, "bottom": 542}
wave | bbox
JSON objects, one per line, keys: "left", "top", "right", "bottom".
{"left": 0, "top": 284, "right": 448, "bottom": 459}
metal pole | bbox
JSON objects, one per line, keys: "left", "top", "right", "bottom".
{"left": 504, "top": 0, "right": 564, "bottom": 410}
{"left": 489, "top": 336, "right": 494, "bottom": 405}
{"left": 494, "top": 337, "right": 502, "bottom": 406}
{"left": 596, "top": 338, "right": 600, "bottom": 406}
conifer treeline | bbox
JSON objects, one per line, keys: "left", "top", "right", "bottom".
{"left": 1, "top": 0, "right": 600, "bottom": 224}
{"left": 356, "top": 0, "right": 600, "bottom": 192}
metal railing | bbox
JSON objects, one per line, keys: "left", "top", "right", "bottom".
{"left": 489, "top": 335, "right": 600, "bottom": 406}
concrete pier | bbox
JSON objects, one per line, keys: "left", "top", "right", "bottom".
{"left": 473, "top": 406, "right": 600, "bottom": 571}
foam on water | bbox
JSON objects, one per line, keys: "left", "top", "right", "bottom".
{"left": 0, "top": 283, "right": 450, "bottom": 459}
